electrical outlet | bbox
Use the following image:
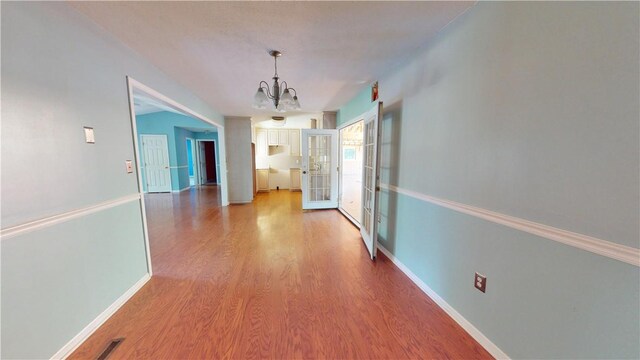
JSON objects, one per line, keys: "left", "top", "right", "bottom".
{"left": 474, "top": 272, "right": 486, "bottom": 293}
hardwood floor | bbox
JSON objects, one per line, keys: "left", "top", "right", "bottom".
{"left": 70, "top": 187, "right": 492, "bottom": 359}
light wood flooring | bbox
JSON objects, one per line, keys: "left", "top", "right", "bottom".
{"left": 70, "top": 187, "right": 492, "bottom": 359}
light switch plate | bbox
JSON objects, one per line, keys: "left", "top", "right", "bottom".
{"left": 125, "top": 160, "right": 133, "bottom": 174}
{"left": 84, "top": 126, "right": 95, "bottom": 144}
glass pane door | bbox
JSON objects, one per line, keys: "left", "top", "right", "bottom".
{"left": 360, "top": 102, "right": 382, "bottom": 259}
{"left": 301, "top": 129, "right": 338, "bottom": 209}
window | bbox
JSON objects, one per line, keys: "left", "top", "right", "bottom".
{"left": 344, "top": 148, "right": 356, "bottom": 160}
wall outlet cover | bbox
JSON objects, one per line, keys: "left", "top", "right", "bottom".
{"left": 475, "top": 272, "right": 486, "bottom": 293}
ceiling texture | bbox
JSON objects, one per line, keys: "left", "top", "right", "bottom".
{"left": 71, "top": 1, "right": 473, "bottom": 118}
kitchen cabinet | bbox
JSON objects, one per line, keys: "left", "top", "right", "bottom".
{"left": 278, "top": 129, "right": 289, "bottom": 145}
{"left": 257, "top": 169, "right": 269, "bottom": 192}
{"left": 267, "top": 129, "right": 291, "bottom": 146}
{"left": 290, "top": 168, "right": 301, "bottom": 191}
{"left": 256, "top": 129, "right": 268, "bottom": 156}
{"left": 267, "top": 129, "right": 279, "bottom": 145}
{"left": 289, "top": 129, "right": 300, "bottom": 156}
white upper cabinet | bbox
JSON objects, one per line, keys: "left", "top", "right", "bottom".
{"left": 267, "top": 129, "right": 279, "bottom": 145}
{"left": 278, "top": 129, "right": 289, "bottom": 145}
{"left": 256, "top": 128, "right": 301, "bottom": 156}
{"left": 256, "top": 128, "right": 268, "bottom": 156}
{"left": 289, "top": 129, "right": 300, "bottom": 156}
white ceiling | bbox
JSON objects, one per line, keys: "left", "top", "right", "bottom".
{"left": 71, "top": 1, "right": 473, "bottom": 118}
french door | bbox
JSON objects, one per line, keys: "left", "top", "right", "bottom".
{"left": 301, "top": 129, "right": 338, "bottom": 209}
{"left": 360, "top": 102, "right": 382, "bottom": 259}
{"left": 141, "top": 134, "right": 171, "bottom": 193}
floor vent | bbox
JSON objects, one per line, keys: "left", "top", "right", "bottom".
{"left": 96, "top": 338, "right": 124, "bottom": 360}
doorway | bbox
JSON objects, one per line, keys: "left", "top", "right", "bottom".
{"left": 186, "top": 138, "right": 196, "bottom": 186}
{"left": 126, "top": 76, "right": 228, "bottom": 275}
{"left": 335, "top": 102, "right": 382, "bottom": 260}
{"left": 338, "top": 120, "right": 364, "bottom": 226}
{"left": 301, "top": 129, "right": 339, "bottom": 209}
{"left": 196, "top": 140, "right": 218, "bottom": 185}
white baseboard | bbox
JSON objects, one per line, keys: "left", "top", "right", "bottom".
{"left": 172, "top": 186, "right": 191, "bottom": 193}
{"left": 51, "top": 273, "right": 151, "bottom": 360}
{"left": 377, "top": 245, "right": 509, "bottom": 360}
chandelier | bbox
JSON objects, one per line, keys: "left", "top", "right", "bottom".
{"left": 252, "top": 50, "right": 301, "bottom": 112}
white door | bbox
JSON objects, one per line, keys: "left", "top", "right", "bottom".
{"left": 141, "top": 134, "right": 171, "bottom": 193}
{"left": 198, "top": 141, "right": 207, "bottom": 184}
{"left": 360, "top": 102, "right": 382, "bottom": 259}
{"left": 301, "top": 129, "right": 338, "bottom": 209}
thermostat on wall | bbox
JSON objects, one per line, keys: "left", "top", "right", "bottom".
{"left": 84, "top": 126, "right": 95, "bottom": 144}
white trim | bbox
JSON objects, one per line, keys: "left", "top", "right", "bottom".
{"left": 0, "top": 194, "right": 141, "bottom": 240}
{"left": 172, "top": 186, "right": 191, "bottom": 193}
{"left": 169, "top": 165, "right": 189, "bottom": 169}
{"left": 127, "top": 78, "right": 223, "bottom": 128}
{"left": 380, "top": 183, "right": 640, "bottom": 267}
{"left": 50, "top": 273, "right": 151, "bottom": 360}
{"left": 127, "top": 77, "right": 154, "bottom": 276}
{"left": 377, "top": 245, "right": 510, "bottom": 360}
{"left": 338, "top": 207, "right": 361, "bottom": 229}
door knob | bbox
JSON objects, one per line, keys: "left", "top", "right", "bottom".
{"left": 303, "top": 171, "right": 307, "bottom": 174}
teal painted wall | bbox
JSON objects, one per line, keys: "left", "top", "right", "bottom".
{"left": 336, "top": 86, "right": 373, "bottom": 127}
{"left": 1, "top": 2, "right": 223, "bottom": 358}
{"left": 341, "top": 2, "right": 640, "bottom": 358}
{"left": 136, "top": 111, "right": 218, "bottom": 191}
{"left": 2, "top": 203, "right": 148, "bottom": 359}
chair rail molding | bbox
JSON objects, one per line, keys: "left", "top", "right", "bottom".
{"left": 0, "top": 194, "right": 142, "bottom": 241}
{"left": 380, "top": 183, "right": 640, "bottom": 267}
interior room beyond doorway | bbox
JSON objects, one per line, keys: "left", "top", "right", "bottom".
{"left": 339, "top": 120, "right": 364, "bottom": 225}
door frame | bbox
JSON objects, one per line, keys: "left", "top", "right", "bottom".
{"left": 337, "top": 115, "right": 366, "bottom": 228}
{"left": 140, "top": 134, "right": 172, "bottom": 193}
{"left": 186, "top": 137, "right": 196, "bottom": 187}
{"left": 301, "top": 129, "right": 339, "bottom": 210}
{"left": 195, "top": 139, "right": 218, "bottom": 185}
{"left": 126, "top": 76, "right": 229, "bottom": 276}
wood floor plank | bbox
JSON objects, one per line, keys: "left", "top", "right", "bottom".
{"left": 69, "top": 187, "right": 492, "bottom": 360}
